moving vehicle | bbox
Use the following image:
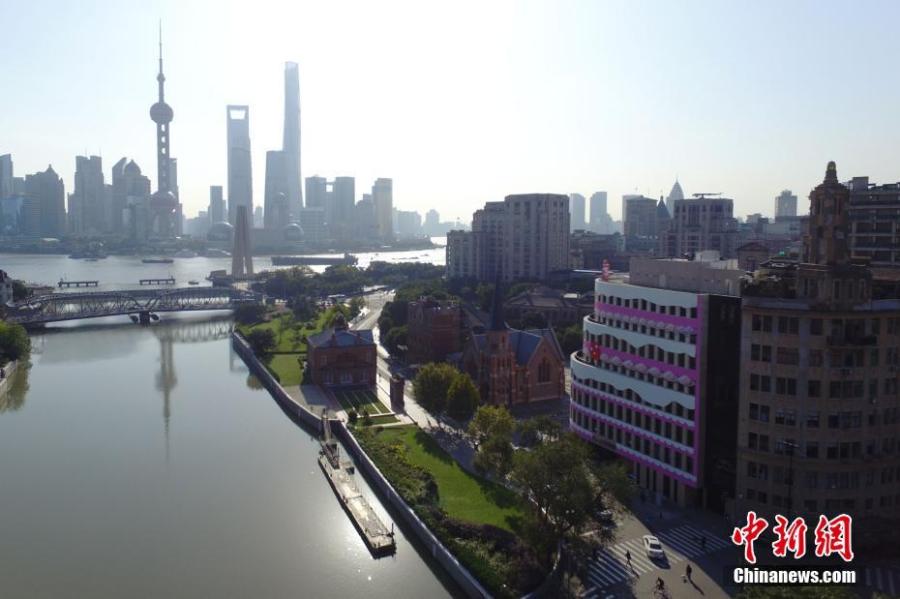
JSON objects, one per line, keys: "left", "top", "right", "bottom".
{"left": 643, "top": 535, "right": 665, "bottom": 560}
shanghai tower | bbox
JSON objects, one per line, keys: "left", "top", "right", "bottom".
{"left": 282, "top": 62, "right": 302, "bottom": 216}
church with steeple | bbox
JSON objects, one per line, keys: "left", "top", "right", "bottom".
{"left": 461, "top": 283, "right": 566, "bottom": 406}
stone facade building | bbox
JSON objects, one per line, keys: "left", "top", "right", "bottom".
{"left": 462, "top": 286, "right": 566, "bottom": 406}
{"left": 504, "top": 285, "right": 593, "bottom": 327}
{"left": 736, "top": 162, "right": 900, "bottom": 529}
{"left": 406, "top": 298, "right": 461, "bottom": 364}
{"left": 306, "top": 317, "right": 376, "bottom": 387}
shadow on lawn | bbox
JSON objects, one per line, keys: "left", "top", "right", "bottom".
{"left": 413, "top": 429, "right": 455, "bottom": 465}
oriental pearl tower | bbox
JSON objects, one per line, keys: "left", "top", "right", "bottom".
{"left": 149, "top": 25, "right": 178, "bottom": 238}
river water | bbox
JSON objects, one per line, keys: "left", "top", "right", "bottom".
{"left": 0, "top": 293, "right": 455, "bottom": 596}
{"left": 0, "top": 239, "right": 446, "bottom": 292}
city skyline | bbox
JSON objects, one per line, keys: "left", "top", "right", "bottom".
{"left": 2, "top": 1, "right": 900, "bottom": 223}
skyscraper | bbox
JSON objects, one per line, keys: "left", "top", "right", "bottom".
{"left": 226, "top": 105, "right": 253, "bottom": 224}
{"left": 68, "top": 155, "right": 105, "bottom": 235}
{"left": 372, "top": 178, "right": 393, "bottom": 241}
{"left": 111, "top": 159, "right": 151, "bottom": 238}
{"left": 774, "top": 189, "right": 798, "bottom": 219}
{"left": 231, "top": 205, "right": 254, "bottom": 277}
{"left": 330, "top": 176, "right": 355, "bottom": 240}
{"left": 569, "top": 193, "right": 586, "bottom": 231}
{"left": 589, "top": 191, "right": 608, "bottom": 233}
{"left": 208, "top": 186, "right": 225, "bottom": 224}
{"left": 0, "top": 154, "right": 12, "bottom": 200}
{"left": 282, "top": 62, "right": 302, "bottom": 215}
{"left": 263, "top": 151, "right": 290, "bottom": 228}
{"left": 666, "top": 179, "right": 685, "bottom": 214}
{"left": 23, "top": 166, "right": 66, "bottom": 238}
{"left": 305, "top": 176, "right": 328, "bottom": 211}
{"left": 148, "top": 27, "right": 179, "bottom": 238}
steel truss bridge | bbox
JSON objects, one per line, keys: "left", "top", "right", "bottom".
{"left": 5, "top": 287, "right": 262, "bottom": 325}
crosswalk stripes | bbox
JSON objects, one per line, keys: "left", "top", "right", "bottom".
{"left": 865, "top": 566, "right": 900, "bottom": 597}
{"left": 585, "top": 524, "right": 732, "bottom": 594}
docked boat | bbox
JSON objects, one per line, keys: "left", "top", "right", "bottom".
{"left": 142, "top": 258, "right": 174, "bottom": 264}
{"left": 271, "top": 253, "right": 358, "bottom": 267}
{"left": 188, "top": 280, "right": 200, "bottom": 285}
{"left": 318, "top": 417, "right": 395, "bottom": 556}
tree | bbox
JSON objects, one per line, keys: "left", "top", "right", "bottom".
{"left": 234, "top": 303, "right": 266, "bottom": 325}
{"left": 468, "top": 405, "right": 516, "bottom": 478}
{"left": 0, "top": 321, "right": 31, "bottom": 365}
{"left": 245, "top": 328, "right": 276, "bottom": 355}
{"left": 11, "top": 280, "right": 30, "bottom": 301}
{"left": 511, "top": 433, "right": 595, "bottom": 563}
{"left": 348, "top": 296, "right": 366, "bottom": 319}
{"left": 412, "top": 362, "right": 457, "bottom": 413}
{"left": 593, "top": 461, "right": 636, "bottom": 512}
{"left": 557, "top": 324, "right": 582, "bottom": 355}
{"left": 521, "top": 311, "right": 548, "bottom": 329}
{"left": 289, "top": 294, "right": 317, "bottom": 321}
{"left": 383, "top": 325, "right": 408, "bottom": 357}
{"left": 518, "top": 415, "right": 562, "bottom": 447}
{"left": 446, "top": 373, "right": 479, "bottom": 421}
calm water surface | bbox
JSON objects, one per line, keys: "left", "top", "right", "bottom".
{"left": 0, "top": 314, "right": 455, "bottom": 598}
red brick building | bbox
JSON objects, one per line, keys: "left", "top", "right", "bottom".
{"left": 462, "top": 285, "right": 566, "bottom": 406}
{"left": 406, "top": 297, "right": 461, "bottom": 364}
{"left": 306, "top": 316, "right": 376, "bottom": 387}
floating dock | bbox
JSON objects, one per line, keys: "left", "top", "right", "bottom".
{"left": 58, "top": 279, "right": 98, "bottom": 288}
{"left": 319, "top": 419, "right": 395, "bottom": 556}
{"left": 139, "top": 277, "right": 176, "bottom": 285}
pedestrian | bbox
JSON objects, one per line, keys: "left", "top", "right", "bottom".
{"left": 625, "top": 549, "right": 632, "bottom": 568}
{"left": 686, "top": 564, "right": 692, "bottom": 582}
{"left": 656, "top": 577, "right": 665, "bottom": 590}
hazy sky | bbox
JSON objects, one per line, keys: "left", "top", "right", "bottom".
{"left": 2, "top": 0, "right": 899, "bottom": 222}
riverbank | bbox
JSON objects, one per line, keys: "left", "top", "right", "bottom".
{"left": 0, "top": 360, "right": 19, "bottom": 397}
{"left": 231, "top": 330, "right": 491, "bottom": 598}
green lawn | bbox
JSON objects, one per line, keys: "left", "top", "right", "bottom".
{"left": 237, "top": 310, "right": 328, "bottom": 354}
{"left": 334, "top": 388, "right": 390, "bottom": 415}
{"left": 363, "top": 414, "right": 400, "bottom": 425}
{"left": 365, "top": 426, "right": 522, "bottom": 532}
{"left": 266, "top": 354, "right": 304, "bottom": 386}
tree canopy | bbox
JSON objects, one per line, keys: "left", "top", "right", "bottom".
{"left": 0, "top": 321, "right": 31, "bottom": 365}
{"left": 446, "top": 373, "right": 480, "bottom": 421}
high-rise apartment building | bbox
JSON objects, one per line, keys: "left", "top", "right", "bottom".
{"left": 736, "top": 162, "right": 900, "bottom": 529}
{"left": 446, "top": 194, "right": 570, "bottom": 282}
{"left": 305, "top": 176, "right": 329, "bottom": 211}
{"left": 659, "top": 195, "right": 738, "bottom": 258}
{"left": 110, "top": 159, "right": 151, "bottom": 239}
{"left": 396, "top": 210, "right": 422, "bottom": 239}
{"left": 570, "top": 193, "right": 586, "bottom": 231}
{"left": 775, "top": 189, "right": 798, "bottom": 219}
{"left": 23, "top": 166, "right": 66, "bottom": 238}
{"left": 846, "top": 176, "right": 900, "bottom": 269}
{"left": 208, "top": 185, "right": 225, "bottom": 224}
{"left": 68, "top": 155, "right": 106, "bottom": 235}
{"left": 331, "top": 177, "right": 355, "bottom": 231}
{"left": 570, "top": 256, "right": 742, "bottom": 508}
{"left": 623, "top": 195, "right": 660, "bottom": 251}
{"left": 372, "top": 178, "right": 393, "bottom": 241}
{"left": 226, "top": 105, "right": 253, "bottom": 224}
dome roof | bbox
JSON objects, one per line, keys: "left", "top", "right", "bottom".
{"left": 150, "top": 101, "right": 174, "bottom": 124}
{"left": 150, "top": 190, "right": 177, "bottom": 211}
{"left": 207, "top": 221, "right": 234, "bottom": 241}
{"left": 283, "top": 222, "right": 304, "bottom": 241}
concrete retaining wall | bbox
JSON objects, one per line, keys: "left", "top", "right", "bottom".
{"left": 232, "top": 330, "right": 491, "bottom": 598}
{"left": 331, "top": 420, "right": 492, "bottom": 599}
{"left": 231, "top": 332, "right": 322, "bottom": 434}
{"left": 0, "top": 360, "right": 19, "bottom": 397}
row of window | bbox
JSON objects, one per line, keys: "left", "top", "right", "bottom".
{"left": 746, "top": 433, "right": 899, "bottom": 456}
{"left": 598, "top": 295, "right": 697, "bottom": 319}
{"left": 750, "top": 344, "right": 900, "bottom": 369}
{"left": 752, "top": 314, "right": 900, "bottom": 336}
{"left": 577, "top": 354, "right": 696, "bottom": 396}
{"left": 571, "top": 409, "right": 695, "bottom": 475}
{"left": 748, "top": 373, "right": 899, "bottom": 398}
{"left": 586, "top": 332, "right": 698, "bottom": 369}
{"left": 573, "top": 376, "right": 696, "bottom": 420}
{"left": 745, "top": 491, "right": 900, "bottom": 513}
{"left": 591, "top": 316, "right": 697, "bottom": 344}
{"left": 745, "top": 462, "right": 900, "bottom": 489}
{"left": 573, "top": 388, "right": 695, "bottom": 446}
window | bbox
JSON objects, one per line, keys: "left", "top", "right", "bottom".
{"left": 806, "top": 411, "right": 820, "bottom": 428}
{"left": 808, "top": 380, "right": 821, "bottom": 398}
{"left": 777, "top": 347, "right": 800, "bottom": 366}
{"left": 809, "top": 350, "right": 823, "bottom": 367}
{"left": 810, "top": 319, "right": 823, "bottom": 335}
{"left": 537, "top": 360, "right": 551, "bottom": 383}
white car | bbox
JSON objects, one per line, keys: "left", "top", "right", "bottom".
{"left": 643, "top": 535, "right": 665, "bottom": 560}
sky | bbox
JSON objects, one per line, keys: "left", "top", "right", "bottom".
{"left": 2, "top": 0, "right": 900, "bottom": 223}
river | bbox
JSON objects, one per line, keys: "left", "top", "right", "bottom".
{"left": 0, "top": 313, "right": 456, "bottom": 597}
{"left": 0, "top": 238, "right": 446, "bottom": 292}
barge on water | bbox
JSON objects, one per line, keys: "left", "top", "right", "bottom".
{"left": 271, "top": 253, "right": 357, "bottom": 267}
{"left": 318, "top": 417, "right": 395, "bottom": 557}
